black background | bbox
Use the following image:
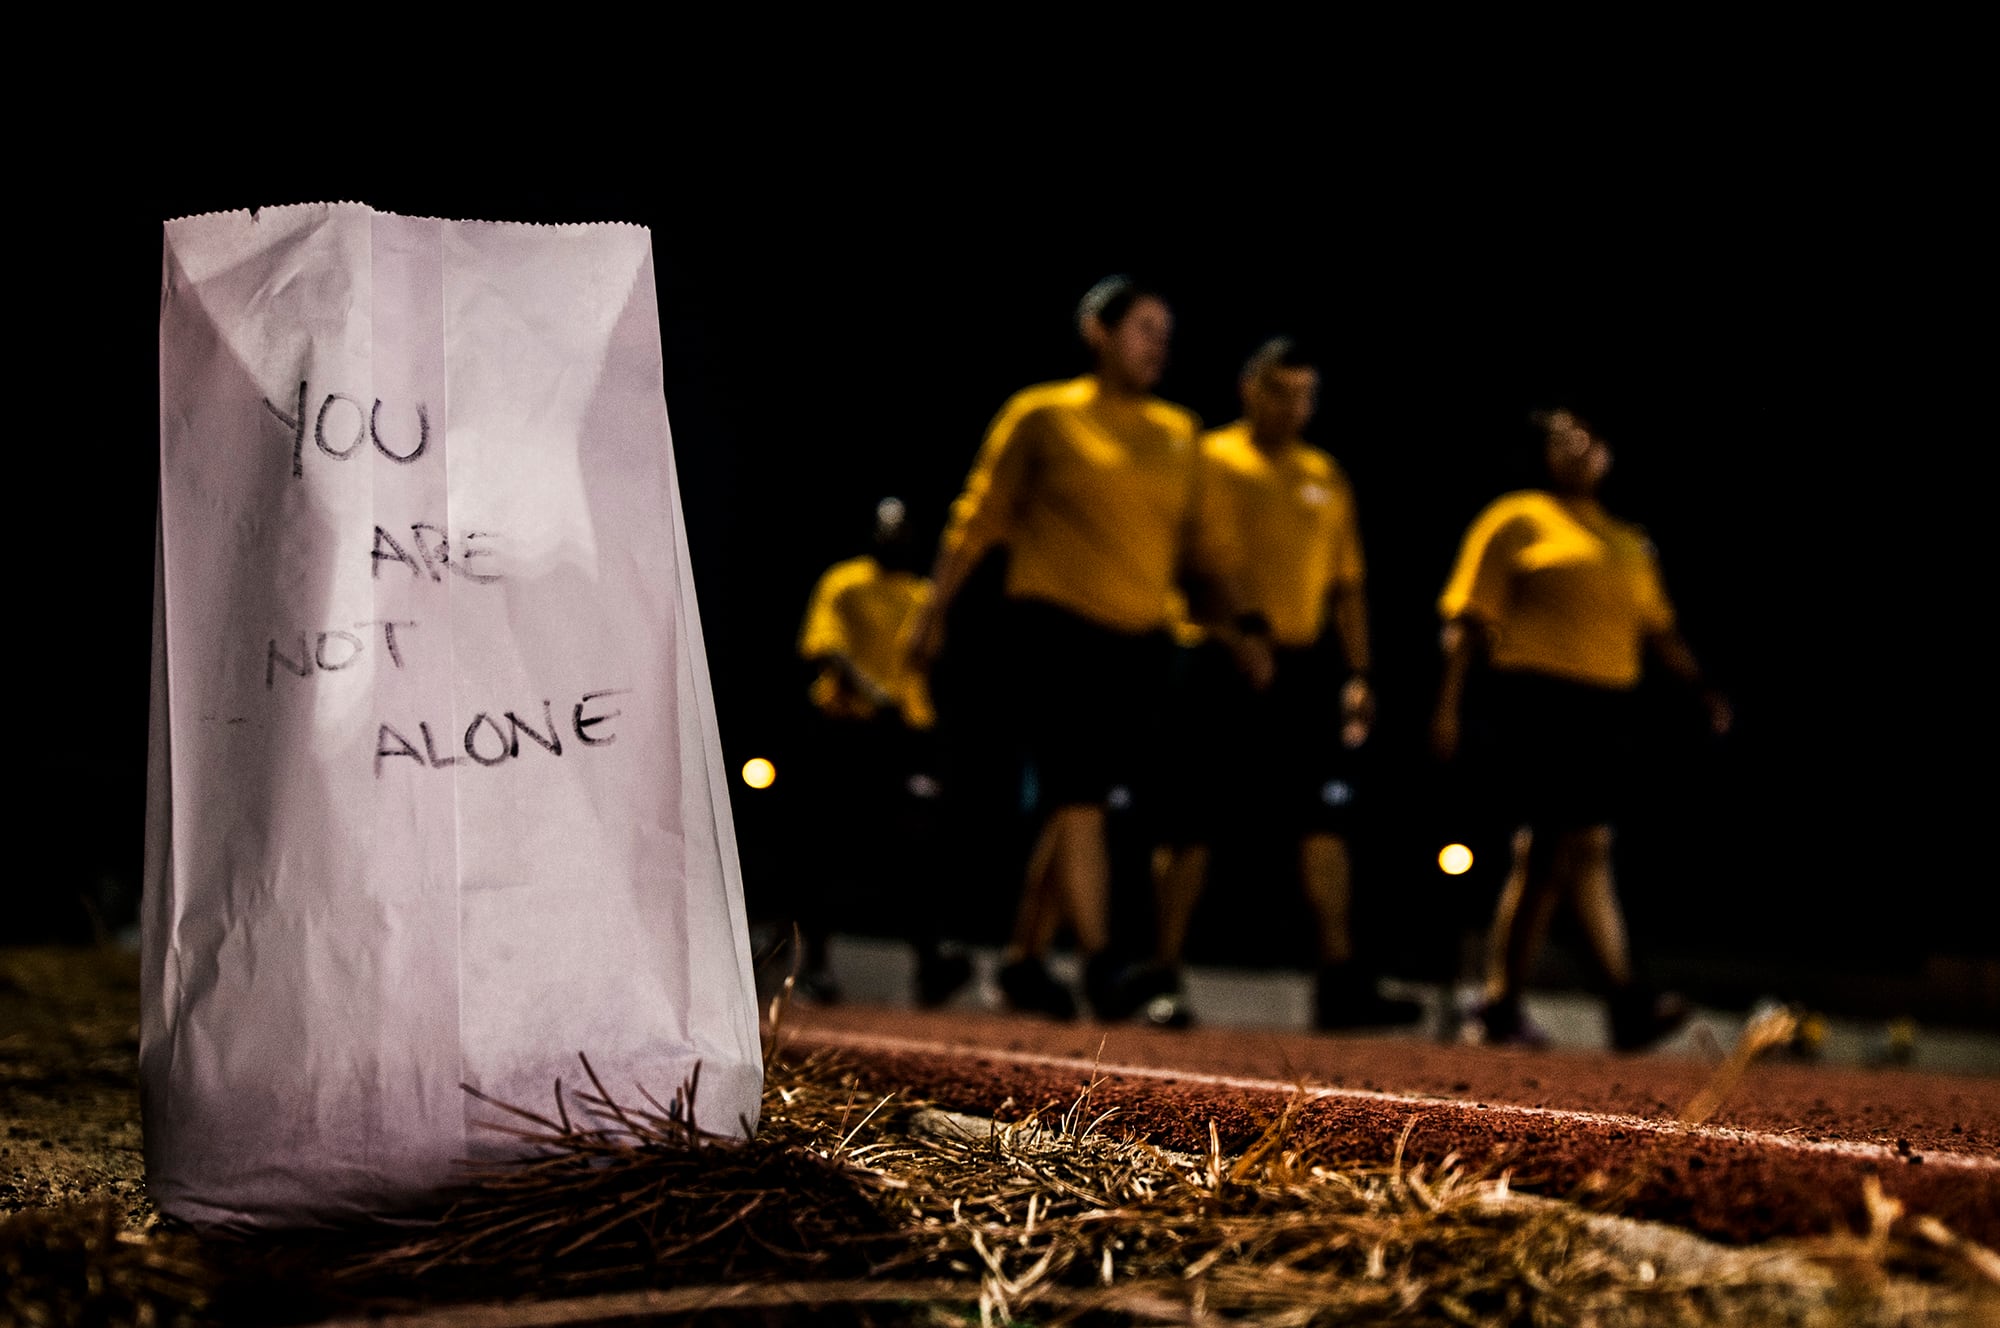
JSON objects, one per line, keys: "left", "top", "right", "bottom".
{"left": 16, "top": 57, "right": 1987, "bottom": 1012}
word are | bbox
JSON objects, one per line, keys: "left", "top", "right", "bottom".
{"left": 374, "top": 523, "right": 500, "bottom": 584}
{"left": 265, "top": 381, "right": 429, "bottom": 478}
{"left": 374, "top": 690, "right": 628, "bottom": 776}
{"left": 268, "top": 620, "right": 416, "bottom": 688}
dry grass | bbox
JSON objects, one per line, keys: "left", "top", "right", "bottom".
{"left": 6, "top": 967, "right": 1999, "bottom": 1326}
{"left": 1678, "top": 1003, "right": 1800, "bottom": 1126}
{"left": 1, "top": 1198, "right": 211, "bottom": 1328}
{"left": 331, "top": 990, "right": 2000, "bottom": 1326}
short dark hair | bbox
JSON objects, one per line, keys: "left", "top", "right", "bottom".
{"left": 1241, "top": 336, "right": 1317, "bottom": 382}
{"left": 1077, "top": 274, "right": 1166, "bottom": 334}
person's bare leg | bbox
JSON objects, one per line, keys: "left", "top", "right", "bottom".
{"left": 1560, "top": 825, "right": 1631, "bottom": 989}
{"left": 1484, "top": 826, "right": 1561, "bottom": 1005}
{"left": 998, "top": 812, "right": 1087, "bottom": 1018}
{"left": 1151, "top": 842, "right": 1210, "bottom": 966}
{"left": 1309, "top": 830, "right": 1422, "bottom": 1028}
{"left": 1299, "top": 833, "right": 1353, "bottom": 965}
{"left": 1045, "top": 803, "right": 1110, "bottom": 955}
{"left": 1561, "top": 822, "right": 1683, "bottom": 1049}
{"left": 1482, "top": 826, "right": 1531, "bottom": 1002}
{"left": 1006, "top": 816, "right": 1067, "bottom": 959}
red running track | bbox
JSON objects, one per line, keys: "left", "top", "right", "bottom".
{"left": 782, "top": 1005, "right": 2000, "bottom": 1249}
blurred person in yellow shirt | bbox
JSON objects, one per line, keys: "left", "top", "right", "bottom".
{"left": 1150, "top": 338, "right": 1421, "bottom": 1030}
{"left": 905, "top": 277, "right": 1259, "bottom": 1019}
{"left": 792, "top": 497, "right": 971, "bottom": 1007}
{"left": 1432, "top": 407, "right": 1730, "bottom": 1050}
{"left": 802, "top": 497, "right": 938, "bottom": 732}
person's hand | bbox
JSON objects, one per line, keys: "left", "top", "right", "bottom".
{"left": 1340, "top": 675, "right": 1374, "bottom": 749}
{"left": 1702, "top": 688, "right": 1733, "bottom": 737}
{"left": 1430, "top": 704, "right": 1461, "bottom": 764}
{"left": 1227, "top": 633, "right": 1276, "bottom": 691}
{"left": 902, "top": 603, "right": 945, "bottom": 673}
{"left": 839, "top": 661, "right": 896, "bottom": 714}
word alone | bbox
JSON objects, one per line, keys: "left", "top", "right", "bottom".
{"left": 375, "top": 690, "right": 628, "bottom": 776}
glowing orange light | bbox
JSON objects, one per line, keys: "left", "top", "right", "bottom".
{"left": 741, "top": 758, "right": 776, "bottom": 790}
{"left": 1438, "top": 843, "right": 1474, "bottom": 875}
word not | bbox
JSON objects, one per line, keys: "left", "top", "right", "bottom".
{"left": 267, "top": 621, "right": 415, "bottom": 688}
{"left": 265, "top": 381, "right": 430, "bottom": 478}
{"left": 374, "top": 690, "right": 628, "bottom": 776}
{"left": 373, "top": 523, "right": 500, "bottom": 584}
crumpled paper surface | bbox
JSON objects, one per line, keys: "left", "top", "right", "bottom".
{"left": 146, "top": 203, "right": 762, "bottom": 1230}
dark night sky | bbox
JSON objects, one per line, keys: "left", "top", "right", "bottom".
{"left": 16, "top": 67, "right": 1988, "bottom": 971}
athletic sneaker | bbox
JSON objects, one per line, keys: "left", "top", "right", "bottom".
{"left": 998, "top": 956, "right": 1078, "bottom": 1020}
{"left": 1141, "top": 991, "right": 1196, "bottom": 1030}
{"left": 1464, "top": 996, "right": 1551, "bottom": 1049}
{"left": 1084, "top": 955, "right": 1180, "bottom": 1023}
{"left": 914, "top": 946, "right": 974, "bottom": 1008}
{"left": 1608, "top": 989, "right": 1690, "bottom": 1053}
{"left": 1135, "top": 966, "right": 1195, "bottom": 1029}
{"left": 792, "top": 968, "right": 843, "bottom": 1007}
{"left": 1314, "top": 965, "right": 1425, "bottom": 1032}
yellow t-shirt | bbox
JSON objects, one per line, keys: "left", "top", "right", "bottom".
{"left": 1193, "top": 423, "right": 1365, "bottom": 649}
{"left": 941, "top": 376, "right": 1202, "bottom": 634}
{"left": 798, "top": 555, "right": 936, "bottom": 729}
{"left": 1437, "top": 491, "right": 1675, "bottom": 689}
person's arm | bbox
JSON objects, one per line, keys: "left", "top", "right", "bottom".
{"left": 1430, "top": 616, "right": 1481, "bottom": 762}
{"left": 1326, "top": 579, "right": 1374, "bottom": 748}
{"left": 1180, "top": 528, "right": 1276, "bottom": 691}
{"left": 801, "top": 567, "right": 895, "bottom": 717}
{"left": 1635, "top": 536, "right": 1731, "bottom": 735}
{"left": 903, "top": 529, "right": 985, "bottom": 671}
{"left": 1207, "top": 604, "right": 1276, "bottom": 691}
{"left": 903, "top": 407, "right": 1040, "bottom": 670}
{"left": 1646, "top": 626, "right": 1732, "bottom": 735}
{"left": 1176, "top": 564, "right": 1275, "bottom": 691}
{"left": 1180, "top": 446, "right": 1274, "bottom": 689}
{"left": 1431, "top": 502, "right": 1524, "bottom": 761}
{"left": 1323, "top": 483, "right": 1373, "bottom": 745}
{"left": 824, "top": 654, "right": 898, "bottom": 710}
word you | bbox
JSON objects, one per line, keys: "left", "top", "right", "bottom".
{"left": 266, "top": 381, "right": 428, "bottom": 478}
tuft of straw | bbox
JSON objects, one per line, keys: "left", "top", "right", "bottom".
{"left": 1679, "top": 1003, "right": 1800, "bottom": 1126}
{"left": 327, "top": 1041, "right": 1996, "bottom": 1326}
{"left": 8, "top": 944, "right": 1996, "bottom": 1327}
{"left": 1, "top": 1200, "right": 211, "bottom": 1328}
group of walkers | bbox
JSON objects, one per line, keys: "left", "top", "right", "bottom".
{"left": 790, "top": 276, "right": 1730, "bottom": 1051}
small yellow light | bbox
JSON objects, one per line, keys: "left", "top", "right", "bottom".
{"left": 741, "top": 757, "right": 776, "bottom": 790}
{"left": 1438, "top": 843, "right": 1474, "bottom": 875}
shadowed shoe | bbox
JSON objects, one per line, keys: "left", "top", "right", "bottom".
{"left": 999, "top": 956, "right": 1078, "bottom": 1020}
{"left": 1139, "top": 966, "right": 1195, "bottom": 1029}
{"left": 1085, "top": 956, "right": 1180, "bottom": 1022}
{"left": 1314, "top": 965, "right": 1425, "bottom": 1031}
{"left": 1141, "top": 990, "right": 1196, "bottom": 1030}
{"left": 1466, "top": 996, "right": 1551, "bottom": 1049}
{"left": 915, "top": 947, "right": 974, "bottom": 1008}
{"left": 1609, "top": 988, "right": 1690, "bottom": 1053}
{"left": 792, "top": 968, "right": 843, "bottom": 1006}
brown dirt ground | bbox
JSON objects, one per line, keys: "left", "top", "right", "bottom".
{"left": 6, "top": 948, "right": 1996, "bottom": 1250}
{"left": 0, "top": 947, "right": 151, "bottom": 1228}
{"left": 5, "top": 945, "right": 1998, "bottom": 1325}
{"left": 782, "top": 1004, "right": 2000, "bottom": 1249}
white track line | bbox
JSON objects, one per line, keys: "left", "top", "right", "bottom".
{"left": 790, "top": 1028, "right": 2000, "bottom": 1173}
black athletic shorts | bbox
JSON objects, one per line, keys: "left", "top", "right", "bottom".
{"left": 1478, "top": 669, "right": 1638, "bottom": 830}
{"left": 1160, "top": 639, "right": 1361, "bottom": 842}
{"left": 1007, "top": 599, "right": 1172, "bottom": 813}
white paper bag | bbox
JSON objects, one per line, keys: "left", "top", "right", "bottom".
{"left": 144, "top": 203, "right": 763, "bottom": 1229}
